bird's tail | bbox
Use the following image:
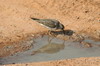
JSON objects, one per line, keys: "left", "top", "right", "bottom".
{"left": 31, "top": 18, "right": 40, "bottom": 20}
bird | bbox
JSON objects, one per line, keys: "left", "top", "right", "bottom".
{"left": 31, "top": 18, "right": 65, "bottom": 35}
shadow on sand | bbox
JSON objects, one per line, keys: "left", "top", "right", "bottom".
{"left": 51, "top": 29, "right": 75, "bottom": 36}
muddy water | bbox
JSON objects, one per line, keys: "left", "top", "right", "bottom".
{"left": 0, "top": 35, "right": 100, "bottom": 65}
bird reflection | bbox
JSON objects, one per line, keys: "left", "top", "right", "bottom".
{"left": 31, "top": 42, "right": 65, "bottom": 55}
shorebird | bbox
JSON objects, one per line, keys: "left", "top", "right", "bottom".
{"left": 31, "top": 18, "right": 65, "bottom": 34}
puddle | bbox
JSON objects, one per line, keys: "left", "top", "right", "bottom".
{"left": 0, "top": 35, "right": 100, "bottom": 65}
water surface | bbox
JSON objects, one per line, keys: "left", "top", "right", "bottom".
{"left": 1, "top": 35, "right": 100, "bottom": 65}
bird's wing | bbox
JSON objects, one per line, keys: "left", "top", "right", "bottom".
{"left": 38, "top": 19, "right": 58, "bottom": 28}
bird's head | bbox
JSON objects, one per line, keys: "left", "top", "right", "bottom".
{"left": 59, "top": 24, "right": 65, "bottom": 35}
{"left": 59, "top": 24, "right": 65, "bottom": 30}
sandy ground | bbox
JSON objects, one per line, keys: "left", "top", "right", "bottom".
{"left": 4, "top": 57, "right": 100, "bottom": 66}
{"left": 0, "top": 0, "right": 100, "bottom": 66}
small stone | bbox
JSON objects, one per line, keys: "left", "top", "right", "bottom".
{"left": 84, "top": 10, "right": 89, "bottom": 13}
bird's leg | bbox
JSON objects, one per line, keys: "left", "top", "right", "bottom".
{"left": 48, "top": 30, "right": 56, "bottom": 43}
{"left": 47, "top": 30, "right": 51, "bottom": 43}
{"left": 60, "top": 30, "right": 66, "bottom": 45}
{"left": 48, "top": 30, "right": 52, "bottom": 35}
